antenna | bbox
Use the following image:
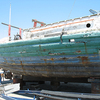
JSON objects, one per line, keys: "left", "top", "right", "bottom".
{"left": 89, "top": 9, "right": 100, "bottom": 14}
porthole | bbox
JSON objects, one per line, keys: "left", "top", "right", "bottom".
{"left": 86, "top": 23, "right": 91, "bottom": 28}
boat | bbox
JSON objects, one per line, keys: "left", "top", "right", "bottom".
{"left": 1, "top": 13, "right": 100, "bottom": 82}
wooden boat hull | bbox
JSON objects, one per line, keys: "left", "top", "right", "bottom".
{"left": 1, "top": 55, "right": 100, "bottom": 78}
{"left": 0, "top": 31, "right": 100, "bottom": 78}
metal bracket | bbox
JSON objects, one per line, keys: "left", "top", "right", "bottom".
{"left": 60, "top": 29, "right": 65, "bottom": 43}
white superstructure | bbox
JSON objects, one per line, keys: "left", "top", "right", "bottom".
{"left": 23, "top": 14, "right": 100, "bottom": 40}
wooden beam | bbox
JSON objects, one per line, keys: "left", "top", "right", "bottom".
{"left": 41, "top": 90, "right": 100, "bottom": 99}
{"left": 1, "top": 22, "right": 23, "bottom": 30}
{"left": 32, "top": 19, "right": 46, "bottom": 25}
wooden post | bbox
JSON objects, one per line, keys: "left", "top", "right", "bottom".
{"left": 32, "top": 19, "right": 46, "bottom": 27}
{"left": 8, "top": 24, "right": 11, "bottom": 37}
{"left": 19, "top": 28, "right": 21, "bottom": 39}
{"left": 33, "top": 19, "right": 37, "bottom": 27}
{"left": 88, "top": 77, "right": 100, "bottom": 94}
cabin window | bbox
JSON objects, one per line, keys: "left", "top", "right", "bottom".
{"left": 69, "top": 39, "right": 75, "bottom": 42}
{"left": 86, "top": 23, "right": 91, "bottom": 28}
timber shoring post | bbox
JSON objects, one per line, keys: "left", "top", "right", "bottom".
{"left": 88, "top": 77, "right": 100, "bottom": 94}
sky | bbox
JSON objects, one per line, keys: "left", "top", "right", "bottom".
{"left": 0, "top": 0, "right": 100, "bottom": 39}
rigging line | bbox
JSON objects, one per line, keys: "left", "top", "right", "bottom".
{"left": 67, "top": 0, "right": 76, "bottom": 19}
{"left": 9, "top": 4, "right": 11, "bottom": 25}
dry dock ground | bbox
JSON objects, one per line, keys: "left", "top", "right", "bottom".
{"left": 0, "top": 79, "right": 91, "bottom": 100}
{"left": 39, "top": 82, "right": 91, "bottom": 93}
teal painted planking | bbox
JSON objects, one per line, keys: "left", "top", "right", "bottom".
{"left": 0, "top": 44, "right": 98, "bottom": 56}
{"left": 0, "top": 42, "right": 85, "bottom": 54}
{"left": 0, "top": 45, "right": 97, "bottom": 57}
{"left": 0, "top": 41, "right": 84, "bottom": 52}
{"left": 0, "top": 41, "right": 98, "bottom": 54}
{"left": 0, "top": 31, "right": 100, "bottom": 57}
{"left": 0, "top": 31, "right": 100, "bottom": 48}
{"left": 0, "top": 37, "right": 60, "bottom": 48}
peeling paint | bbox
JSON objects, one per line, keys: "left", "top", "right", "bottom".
{"left": 43, "top": 49, "right": 46, "bottom": 52}
{"left": 59, "top": 57, "right": 68, "bottom": 60}
{"left": 20, "top": 61, "right": 26, "bottom": 73}
{"left": 48, "top": 52, "right": 66, "bottom": 55}
{"left": 75, "top": 50, "right": 81, "bottom": 53}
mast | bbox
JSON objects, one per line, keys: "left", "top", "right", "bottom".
{"left": 2, "top": 4, "right": 23, "bottom": 40}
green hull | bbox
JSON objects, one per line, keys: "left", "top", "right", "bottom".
{"left": 0, "top": 31, "right": 100, "bottom": 78}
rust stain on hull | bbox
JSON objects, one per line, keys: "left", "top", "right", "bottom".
{"left": 44, "top": 58, "right": 55, "bottom": 61}
{"left": 43, "top": 57, "right": 69, "bottom": 62}
{"left": 20, "top": 61, "right": 26, "bottom": 73}
{"left": 43, "top": 49, "right": 46, "bottom": 52}
{"left": 59, "top": 57, "right": 68, "bottom": 60}
{"left": 75, "top": 50, "right": 81, "bottom": 53}
{"left": 77, "top": 56, "right": 89, "bottom": 64}
{"left": 84, "top": 42, "right": 87, "bottom": 54}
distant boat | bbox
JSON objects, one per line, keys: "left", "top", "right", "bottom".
{"left": 1, "top": 13, "right": 100, "bottom": 81}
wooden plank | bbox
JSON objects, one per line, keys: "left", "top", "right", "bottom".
{"left": 1, "top": 23, "right": 23, "bottom": 30}
{"left": 1, "top": 95, "right": 14, "bottom": 100}
{"left": 27, "top": 92, "right": 76, "bottom": 100}
{"left": 8, "top": 93, "right": 33, "bottom": 99}
{"left": 41, "top": 90, "right": 100, "bottom": 99}
{"left": 0, "top": 83, "right": 20, "bottom": 95}
{"left": 4, "top": 83, "right": 20, "bottom": 94}
{"left": 32, "top": 19, "right": 46, "bottom": 25}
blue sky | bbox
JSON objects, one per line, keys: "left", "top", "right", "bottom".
{"left": 0, "top": 0, "right": 100, "bottom": 39}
